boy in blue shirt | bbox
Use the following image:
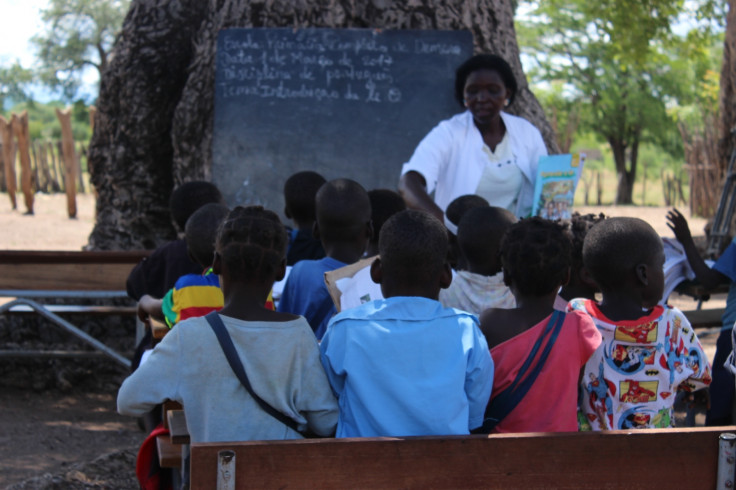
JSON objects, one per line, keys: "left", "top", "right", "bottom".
{"left": 320, "top": 209, "right": 494, "bottom": 437}
{"left": 667, "top": 208, "right": 733, "bottom": 425}
{"left": 278, "top": 178, "right": 372, "bottom": 339}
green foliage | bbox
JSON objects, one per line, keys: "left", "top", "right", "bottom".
{"left": 0, "top": 63, "right": 34, "bottom": 111}
{"left": 3, "top": 99, "right": 92, "bottom": 141}
{"left": 32, "top": 0, "right": 130, "bottom": 100}
{"left": 519, "top": 0, "right": 723, "bottom": 203}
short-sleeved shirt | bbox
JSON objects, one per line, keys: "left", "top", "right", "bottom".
{"left": 319, "top": 296, "right": 494, "bottom": 437}
{"left": 569, "top": 299, "right": 712, "bottom": 430}
{"left": 713, "top": 237, "right": 736, "bottom": 328}
{"left": 489, "top": 310, "right": 600, "bottom": 433}
{"left": 161, "top": 268, "right": 223, "bottom": 327}
{"left": 278, "top": 256, "right": 347, "bottom": 339}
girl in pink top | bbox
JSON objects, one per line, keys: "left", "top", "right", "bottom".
{"left": 479, "top": 218, "right": 601, "bottom": 433}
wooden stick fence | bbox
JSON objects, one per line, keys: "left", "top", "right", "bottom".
{"left": 0, "top": 109, "right": 89, "bottom": 218}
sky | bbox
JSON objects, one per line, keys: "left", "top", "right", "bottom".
{"left": 0, "top": 0, "right": 99, "bottom": 102}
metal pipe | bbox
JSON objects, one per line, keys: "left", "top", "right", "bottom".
{"left": 0, "top": 298, "right": 131, "bottom": 369}
{"left": 717, "top": 433, "right": 736, "bottom": 490}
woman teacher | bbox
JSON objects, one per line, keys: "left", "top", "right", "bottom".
{"left": 399, "top": 54, "right": 548, "bottom": 221}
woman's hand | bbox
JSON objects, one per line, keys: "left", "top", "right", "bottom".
{"left": 398, "top": 171, "right": 444, "bottom": 221}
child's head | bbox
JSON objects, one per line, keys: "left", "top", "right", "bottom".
{"left": 500, "top": 217, "right": 572, "bottom": 298}
{"left": 184, "top": 203, "right": 230, "bottom": 268}
{"left": 583, "top": 217, "right": 664, "bottom": 308}
{"left": 169, "top": 181, "right": 224, "bottom": 232}
{"left": 445, "top": 194, "right": 490, "bottom": 234}
{"left": 457, "top": 206, "right": 517, "bottom": 276}
{"left": 366, "top": 189, "right": 406, "bottom": 256}
{"left": 559, "top": 213, "right": 606, "bottom": 300}
{"left": 283, "top": 171, "right": 327, "bottom": 228}
{"left": 315, "top": 178, "right": 372, "bottom": 250}
{"left": 215, "top": 206, "right": 288, "bottom": 284}
{"left": 372, "top": 209, "right": 451, "bottom": 299}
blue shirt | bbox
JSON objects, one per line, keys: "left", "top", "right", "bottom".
{"left": 713, "top": 238, "right": 736, "bottom": 328}
{"left": 319, "top": 297, "right": 494, "bottom": 437}
{"left": 277, "top": 256, "right": 346, "bottom": 339}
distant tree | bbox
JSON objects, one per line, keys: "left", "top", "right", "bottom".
{"left": 520, "top": 0, "right": 723, "bottom": 204}
{"left": 32, "top": 0, "right": 130, "bottom": 99}
{"left": 720, "top": 0, "right": 736, "bottom": 174}
{"left": 0, "top": 63, "right": 33, "bottom": 110}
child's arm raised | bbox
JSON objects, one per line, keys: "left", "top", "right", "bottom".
{"left": 666, "top": 208, "right": 728, "bottom": 290}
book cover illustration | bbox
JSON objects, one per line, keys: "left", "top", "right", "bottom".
{"left": 532, "top": 153, "right": 585, "bottom": 220}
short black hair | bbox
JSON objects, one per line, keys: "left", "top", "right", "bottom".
{"left": 368, "top": 189, "right": 406, "bottom": 244}
{"left": 283, "top": 171, "right": 327, "bottom": 223}
{"left": 455, "top": 54, "right": 518, "bottom": 108}
{"left": 458, "top": 206, "right": 517, "bottom": 270}
{"left": 169, "top": 181, "right": 224, "bottom": 231}
{"left": 583, "top": 217, "right": 663, "bottom": 291}
{"left": 185, "top": 203, "right": 230, "bottom": 268}
{"left": 315, "top": 179, "right": 371, "bottom": 242}
{"left": 445, "top": 194, "right": 490, "bottom": 230}
{"left": 500, "top": 217, "right": 572, "bottom": 296}
{"left": 562, "top": 213, "right": 606, "bottom": 275}
{"left": 216, "top": 206, "right": 288, "bottom": 283}
{"left": 379, "top": 210, "right": 448, "bottom": 285}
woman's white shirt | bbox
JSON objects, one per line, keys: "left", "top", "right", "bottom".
{"left": 400, "top": 110, "right": 547, "bottom": 218}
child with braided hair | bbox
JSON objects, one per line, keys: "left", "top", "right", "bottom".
{"left": 118, "top": 206, "right": 338, "bottom": 443}
{"left": 479, "top": 217, "right": 601, "bottom": 433}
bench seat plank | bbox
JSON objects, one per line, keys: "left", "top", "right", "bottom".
{"left": 191, "top": 427, "right": 734, "bottom": 489}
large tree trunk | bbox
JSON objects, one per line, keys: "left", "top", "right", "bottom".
{"left": 88, "top": 0, "right": 558, "bottom": 249}
{"left": 610, "top": 136, "right": 638, "bottom": 205}
{"left": 719, "top": 0, "right": 736, "bottom": 176}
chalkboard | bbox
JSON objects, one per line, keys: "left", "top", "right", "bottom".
{"left": 211, "top": 28, "right": 474, "bottom": 218}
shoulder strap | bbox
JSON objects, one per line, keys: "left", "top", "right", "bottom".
{"left": 204, "top": 312, "right": 302, "bottom": 434}
{"left": 480, "top": 310, "right": 566, "bottom": 433}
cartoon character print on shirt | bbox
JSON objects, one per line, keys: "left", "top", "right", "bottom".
{"left": 585, "top": 361, "right": 615, "bottom": 429}
{"left": 603, "top": 320, "right": 658, "bottom": 375}
{"left": 618, "top": 406, "right": 657, "bottom": 430}
{"left": 657, "top": 314, "right": 707, "bottom": 388}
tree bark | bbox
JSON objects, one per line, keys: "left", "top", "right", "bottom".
{"left": 88, "top": 0, "right": 557, "bottom": 249}
{"left": 56, "top": 108, "right": 77, "bottom": 218}
{"left": 610, "top": 136, "right": 637, "bottom": 205}
{"left": 719, "top": 0, "right": 736, "bottom": 175}
{"left": 11, "top": 111, "right": 34, "bottom": 215}
{"left": 0, "top": 117, "right": 17, "bottom": 210}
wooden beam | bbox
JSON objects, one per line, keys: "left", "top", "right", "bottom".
{"left": 55, "top": 108, "right": 77, "bottom": 218}
{"left": 12, "top": 111, "right": 34, "bottom": 214}
{"left": 0, "top": 116, "right": 17, "bottom": 209}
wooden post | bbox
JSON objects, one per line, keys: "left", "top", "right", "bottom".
{"left": 48, "top": 141, "right": 62, "bottom": 192}
{"left": 12, "top": 111, "right": 34, "bottom": 214}
{"left": 89, "top": 106, "right": 96, "bottom": 133}
{"left": 0, "top": 142, "right": 6, "bottom": 192}
{"left": 55, "top": 108, "right": 77, "bottom": 218}
{"left": 596, "top": 171, "right": 603, "bottom": 205}
{"left": 0, "top": 116, "right": 17, "bottom": 210}
{"left": 76, "top": 142, "right": 86, "bottom": 193}
{"left": 30, "top": 140, "right": 41, "bottom": 193}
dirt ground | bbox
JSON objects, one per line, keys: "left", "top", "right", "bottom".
{"left": 0, "top": 195, "right": 723, "bottom": 488}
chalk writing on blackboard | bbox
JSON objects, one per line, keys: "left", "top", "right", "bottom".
{"left": 217, "top": 30, "right": 467, "bottom": 104}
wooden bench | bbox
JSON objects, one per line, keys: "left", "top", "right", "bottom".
{"left": 0, "top": 250, "right": 150, "bottom": 369}
{"left": 190, "top": 427, "right": 736, "bottom": 489}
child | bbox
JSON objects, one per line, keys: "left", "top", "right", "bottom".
{"left": 666, "top": 207, "right": 732, "bottom": 425}
{"left": 364, "top": 189, "right": 406, "bottom": 257}
{"left": 118, "top": 206, "right": 338, "bottom": 442}
{"left": 137, "top": 203, "right": 229, "bottom": 328}
{"left": 320, "top": 209, "right": 493, "bottom": 437}
{"left": 554, "top": 213, "right": 606, "bottom": 311}
{"left": 439, "top": 206, "right": 516, "bottom": 315}
{"left": 479, "top": 217, "right": 600, "bottom": 433}
{"left": 126, "top": 181, "right": 224, "bottom": 301}
{"left": 570, "top": 216, "right": 712, "bottom": 430}
{"left": 283, "top": 171, "right": 327, "bottom": 266}
{"left": 278, "top": 178, "right": 372, "bottom": 339}
{"left": 444, "top": 194, "right": 489, "bottom": 270}
{"left": 337, "top": 189, "right": 406, "bottom": 310}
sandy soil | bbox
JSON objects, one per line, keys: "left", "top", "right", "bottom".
{"left": 0, "top": 194, "right": 722, "bottom": 488}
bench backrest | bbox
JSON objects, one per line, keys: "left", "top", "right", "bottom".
{"left": 0, "top": 250, "right": 150, "bottom": 291}
{"left": 190, "top": 427, "right": 735, "bottom": 489}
